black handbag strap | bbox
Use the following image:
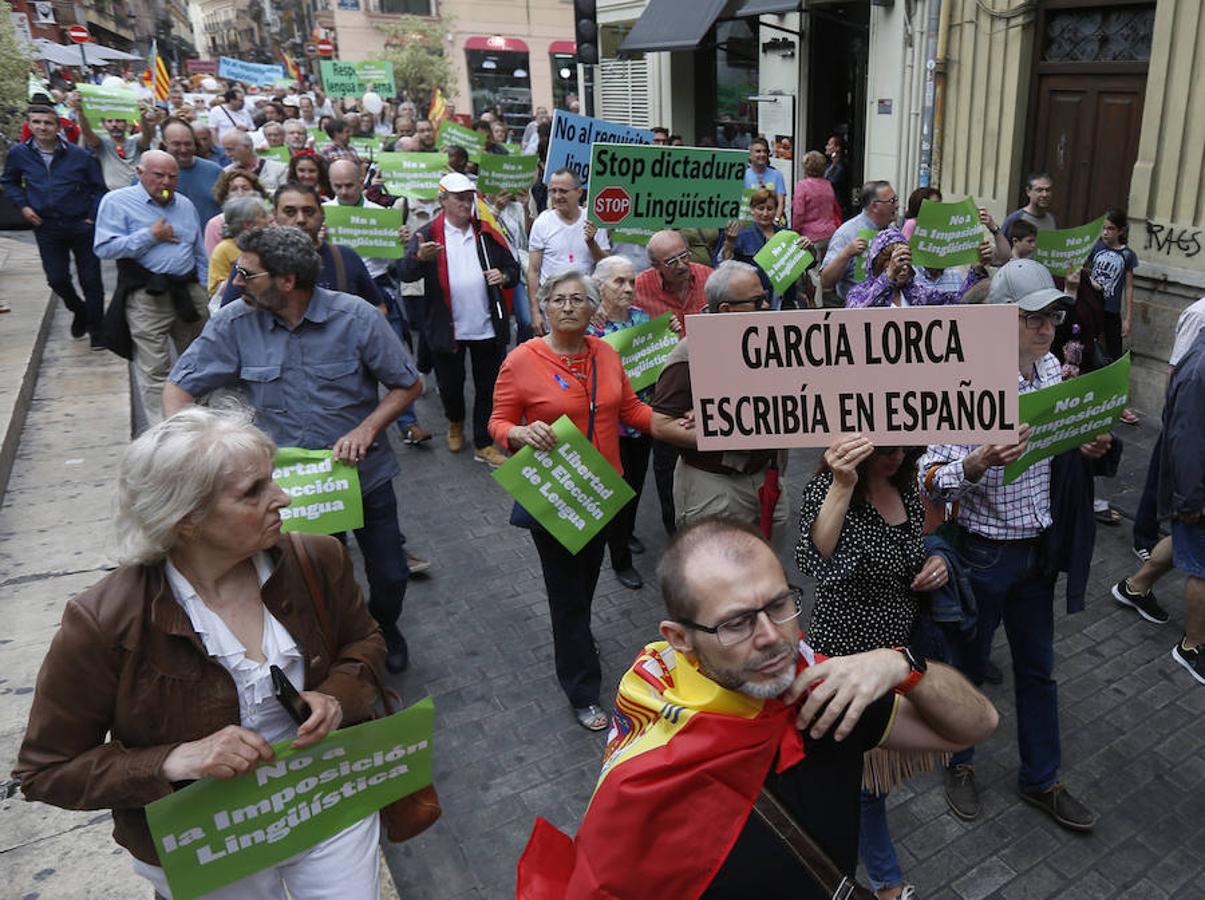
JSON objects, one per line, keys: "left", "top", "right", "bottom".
{"left": 586, "top": 358, "right": 598, "bottom": 442}
{"left": 751, "top": 788, "right": 876, "bottom": 900}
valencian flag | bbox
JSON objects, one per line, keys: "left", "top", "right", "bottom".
{"left": 428, "top": 85, "right": 447, "bottom": 123}
{"left": 144, "top": 39, "right": 170, "bottom": 102}
{"left": 282, "top": 50, "right": 302, "bottom": 83}
{"left": 516, "top": 639, "right": 821, "bottom": 898}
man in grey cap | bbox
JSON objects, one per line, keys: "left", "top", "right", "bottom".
{"left": 918, "top": 259, "right": 1113, "bottom": 832}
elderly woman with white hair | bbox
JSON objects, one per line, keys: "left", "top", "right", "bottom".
{"left": 586, "top": 255, "right": 682, "bottom": 591}
{"left": 208, "top": 196, "right": 271, "bottom": 297}
{"left": 489, "top": 269, "right": 653, "bottom": 731}
{"left": 15, "top": 407, "right": 386, "bottom": 899}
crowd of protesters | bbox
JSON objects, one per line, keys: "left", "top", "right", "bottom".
{"left": 3, "top": 68, "right": 1203, "bottom": 900}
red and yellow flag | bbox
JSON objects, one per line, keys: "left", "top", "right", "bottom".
{"left": 281, "top": 51, "right": 302, "bottom": 83}
{"left": 517, "top": 640, "right": 817, "bottom": 899}
{"left": 144, "top": 39, "right": 170, "bottom": 102}
{"left": 428, "top": 85, "right": 447, "bottom": 123}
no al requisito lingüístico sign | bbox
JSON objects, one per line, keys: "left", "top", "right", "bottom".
{"left": 272, "top": 448, "right": 363, "bottom": 534}
{"left": 146, "top": 698, "right": 434, "bottom": 899}
{"left": 492, "top": 416, "right": 635, "bottom": 554}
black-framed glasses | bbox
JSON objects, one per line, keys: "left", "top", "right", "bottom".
{"left": 1019, "top": 309, "right": 1066, "bottom": 329}
{"left": 677, "top": 587, "right": 803, "bottom": 647}
{"left": 873, "top": 195, "right": 899, "bottom": 206}
{"left": 727, "top": 292, "right": 769, "bottom": 310}
{"left": 235, "top": 266, "right": 271, "bottom": 282}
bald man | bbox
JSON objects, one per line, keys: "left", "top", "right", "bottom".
{"left": 93, "top": 150, "right": 209, "bottom": 425}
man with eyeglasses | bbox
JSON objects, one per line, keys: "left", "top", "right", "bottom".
{"left": 164, "top": 225, "right": 423, "bottom": 676}
{"left": 819, "top": 180, "right": 899, "bottom": 304}
{"left": 919, "top": 258, "right": 1113, "bottom": 833}
{"left": 517, "top": 517, "right": 997, "bottom": 898}
{"left": 526, "top": 168, "right": 610, "bottom": 333}
{"left": 651, "top": 262, "right": 792, "bottom": 550}
{"left": 634, "top": 229, "right": 715, "bottom": 536}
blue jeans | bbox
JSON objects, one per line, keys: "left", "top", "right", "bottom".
{"left": 384, "top": 293, "right": 420, "bottom": 433}
{"left": 337, "top": 481, "right": 410, "bottom": 648}
{"left": 512, "top": 281, "right": 532, "bottom": 344}
{"left": 859, "top": 790, "right": 903, "bottom": 891}
{"left": 1133, "top": 433, "right": 1161, "bottom": 551}
{"left": 947, "top": 534, "right": 1060, "bottom": 793}
{"left": 33, "top": 219, "right": 105, "bottom": 335}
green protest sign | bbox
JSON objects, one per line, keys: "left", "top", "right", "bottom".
{"left": 273, "top": 448, "right": 363, "bottom": 533}
{"left": 438, "top": 120, "right": 485, "bottom": 154}
{"left": 256, "top": 146, "right": 292, "bottom": 163}
{"left": 476, "top": 153, "right": 539, "bottom": 196}
{"left": 309, "top": 127, "right": 327, "bottom": 147}
{"left": 739, "top": 188, "right": 756, "bottom": 224}
{"left": 146, "top": 698, "right": 434, "bottom": 900}
{"left": 348, "top": 136, "right": 382, "bottom": 158}
{"left": 602, "top": 313, "right": 679, "bottom": 392}
{"left": 852, "top": 227, "right": 878, "bottom": 283}
{"left": 1031, "top": 215, "right": 1106, "bottom": 275}
{"left": 77, "top": 83, "right": 140, "bottom": 128}
{"left": 319, "top": 60, "right": 396, "bottom": 97}
{"left": 753, "top": 230, "right": 815, "bottom": 294}
{"left": 909, "top": 197, "right": 983, "bottom": 268}
{"left": 504, "top": 143, "right": 524, "bottom": 155}
{"left": 323, "top": 205, "right": 405, "bottom": 259}
{"left": 492, "top": 415, "right": 635, "bottom": 554}
{"left": 376, "top": 152, "right": 445, "bottom": 200}
{"left": 585, "top": 144, "right": 747, "bottom": 239}
{"left": 1003, "top": 353, "right": 1130, "bottom": 484}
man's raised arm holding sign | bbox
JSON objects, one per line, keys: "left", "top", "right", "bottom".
{"left": 917, "top": 259, "right": 1111, "bottom": 835}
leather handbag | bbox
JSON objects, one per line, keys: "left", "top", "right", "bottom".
{"left": 289, "top": 532, "right": 442, "bottom": 842}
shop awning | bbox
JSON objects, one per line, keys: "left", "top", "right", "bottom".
{"left": 737, "top": 0, "right": 800, "bottom": 14}
{"left": 548, "top": 40, "right": 577, "bottom": 56}
{"left": 464, "top": 36, "right": 529, "bottom": 53}
{"left": 619, "top": 0, "right": 729, "bottom": 54}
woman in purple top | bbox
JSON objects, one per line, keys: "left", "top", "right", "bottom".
{"left": 845, "top": 226, "right": 991, "bottom": 308}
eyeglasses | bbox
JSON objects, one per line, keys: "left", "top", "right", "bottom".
{"left": 235, "top": 266, "right": 271, "bottom": 281}
{"left": 727, "top": 292, "right": 769, "bottom": 310}
{"left": 656, "top": 250, "right": 691, "bottom": 267}
{"left": 873, "top": 195, "right": 899, "bottom": 206}
{"left": 1019, "top": 309, "right": 1067, "bottom": 329}
{"left": 548, "top": 294, "right": 588, "bottom": 308}
{"left": 677, "top": 587, "right": 803, "bottom": 647}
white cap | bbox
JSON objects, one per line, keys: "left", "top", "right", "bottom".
{"left": 438, "top": 172, "right": 476, "bottom": 194}
{"left": 987, "top": 258, "right": 1069, "bottom": 311}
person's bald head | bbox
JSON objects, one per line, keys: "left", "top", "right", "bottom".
{"left": 136, "top": 151, "right": 180, "bottom": 204}
{"left": 328, "top": 159, "right": 363, "bottom": 206}
{"left": 648, "top": 229, "right": 691, "bottom": 287}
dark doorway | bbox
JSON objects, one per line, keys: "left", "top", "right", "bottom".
{"left": 806, "top": 2, "right": 869, "bottom": 209}
{"left": 1023, "top": 2, "right": 1154, "bottom": 225}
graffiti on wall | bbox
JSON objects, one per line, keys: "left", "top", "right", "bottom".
{"left": 1143, "top": 221, "right": 1202, "bottom": 260}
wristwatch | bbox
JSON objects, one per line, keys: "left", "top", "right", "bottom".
{"left": 892, "top": 646, "right": 927, "bottom": 695}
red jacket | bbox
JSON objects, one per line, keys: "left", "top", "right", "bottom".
{"left": 489, "top": 336, "right": 652, "bottom": 474}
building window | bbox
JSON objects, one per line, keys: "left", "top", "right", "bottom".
{"left": 1042, "top": 5, "right": 1155, "bottom": 63}
{"left": 466, "top": 48, "right": 532, "bottom": 135}
{"left": 376, "top": 0, "right": 432, "bottom": 14}
{"left": 713, "top": 18, "right": 758, "bottom": 148}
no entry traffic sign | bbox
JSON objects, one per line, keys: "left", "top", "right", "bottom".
{"left": 68, "top": 24, "right": 91, "bottom": 43}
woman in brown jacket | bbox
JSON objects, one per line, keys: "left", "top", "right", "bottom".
{"left": 15, "top": 407, "right": 387, "bottom": 899}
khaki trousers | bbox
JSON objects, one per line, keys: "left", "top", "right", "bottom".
{"left": 125, "top": 282, "right": 209, "bottom": 426}
{"left": 672, "top": 458, "right": 789, "bottom": 555}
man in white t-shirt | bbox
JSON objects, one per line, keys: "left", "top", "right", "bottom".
{"left": 211, "top": 88, "right": 255, "bottom": 142}
{"left": 526, "top": 167, "right": 610, "bottom": 333}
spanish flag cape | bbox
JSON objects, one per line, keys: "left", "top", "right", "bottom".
{"left": 517, "top": 638, "right": 820, "bottom": 899}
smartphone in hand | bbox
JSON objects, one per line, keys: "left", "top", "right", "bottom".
{"left": 271, "top": 664, "right": 312, "bottom": 726}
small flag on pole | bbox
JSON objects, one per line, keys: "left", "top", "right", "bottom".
{"left": 144, "top": 39, "right": 171, "bottom": 102}
{"left": 428, "top": 86, "right": 446, "bottom": 123}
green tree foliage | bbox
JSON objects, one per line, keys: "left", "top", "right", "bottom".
{"left": 376, "top": 14, "right": 456, "bottom": 110}
{"left": 0, "top": 4, "right": 35, "bottom": 149}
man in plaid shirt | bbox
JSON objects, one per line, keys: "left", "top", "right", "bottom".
{"left": 920, "top": 259, "right": 1112, "bottom": 833}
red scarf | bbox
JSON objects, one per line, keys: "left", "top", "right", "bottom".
{"left": 428, "top": 211, "right": 514, "bottom": 326}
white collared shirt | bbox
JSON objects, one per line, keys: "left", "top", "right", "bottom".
{"left": 443, "top": 220, "right": 495, "bottom": 340}
{"left": 164, "top": 553, "right": 304, "bottom": 744}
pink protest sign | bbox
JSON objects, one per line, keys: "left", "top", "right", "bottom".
{"left": 686, "top": 305, "right": 1020, "bottom": 450}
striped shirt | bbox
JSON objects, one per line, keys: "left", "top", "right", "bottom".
{"left": 919, "top": 353, "right": 1062, "bottom": 540}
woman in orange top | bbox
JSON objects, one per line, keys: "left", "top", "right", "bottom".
{"left": 490, "top": 269, "right": 652, "bottom": 731}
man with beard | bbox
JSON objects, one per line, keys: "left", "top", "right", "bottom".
{"left": 517, "top": 517, "right": 997, "bottom": 898}
{"left": 164, "top": 225, "right": 422, "bottom": 674}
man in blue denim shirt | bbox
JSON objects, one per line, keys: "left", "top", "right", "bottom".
{"left": 164, "top": 226, "right": 422, "bottom": 673}
{"left": 1, "top": 103, "right": 107, "bottom": 344}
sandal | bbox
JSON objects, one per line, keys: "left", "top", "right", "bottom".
{"left": 1095, "top": 507, "right": 1121, "bottom": 526}
{"left": 574, "top": 705, "right": 609, "bottom": 732}
{"left": 1119, "top": 409, "right": 1140, "bottom": 426}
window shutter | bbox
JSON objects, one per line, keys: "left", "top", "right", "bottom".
{"left": 598, "top": 57, "right": 651, "bottom": 128}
